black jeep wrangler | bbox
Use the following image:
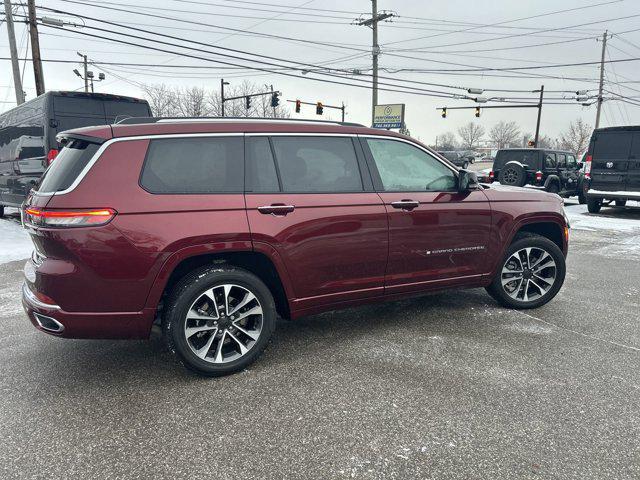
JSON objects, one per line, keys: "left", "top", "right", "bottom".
{"left": 585, "top": 125, "right": 640, "bottom": 213}
{"left": 492, "top": 148, "right": 586, "bottom": 202}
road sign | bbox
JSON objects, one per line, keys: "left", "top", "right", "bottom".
{"left": 372, "top": 104, "right": 405, "bottom": 129}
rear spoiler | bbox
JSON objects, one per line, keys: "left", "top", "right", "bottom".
{"left": 56, "top": 132, "right": 108, "bottom": 146}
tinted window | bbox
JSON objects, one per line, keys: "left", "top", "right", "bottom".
{"left": 557, "top": 153, "right": 566, "bottom": 168}
{"left": 140, "top": 137, "right": 243, "bottom": 193}
{"left": 246, "top": 137, "right": 279, "bottom": 192}
{"left": 37, "top": 139, "right": 99, "bottom": 192}
{"left": 544, "top": 153, "right": 557, "bottom": 169}
{"left": 493, "top": 150, "right": 540, "bottom": 170}
{"left": 593, "top": 132, "right": 632, "bottom": 158}
{"left": 271, "top": 137, "right": 362, "bottom": 192}
{"left": 366, "top": 138, "right": 456, "bottom": 192}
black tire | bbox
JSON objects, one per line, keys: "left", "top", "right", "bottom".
{"left": 546, "top": 182, "right": 559, "bottom": 194}
{"left": 462, "top": 161, "right": 469, "bottom": 170}
{"left": 486, "top": 233, "right": 566, "bottom": 309}
{"left": 163, "top": 265, "right": 276, "bottom": 377}
{"left": 498, "top": 162, "right": 527, "bottom": 187}
{"left": 578, "top": 184, "right": 587, "bottom": 204}
{"left": 0, "top": 205, "right": 4, "bottom": 218}
{"left": 587, "top": 197, "right": 602, "bottom": 213}
{"left": 615, "top": 199, "right": 627, "bottom": 207}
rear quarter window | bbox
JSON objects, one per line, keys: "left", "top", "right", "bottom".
{"left": 36, "top": 139, "right": 100, "bottom": 192}
{"left": 140, "top": 136, "right": 243, "bottom": 193}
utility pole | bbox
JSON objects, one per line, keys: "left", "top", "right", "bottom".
{"left": 3, "top": 0, "right": 25, "bottom": 105}
{"left": 534, "top": 85, "right": 544, "bottom": 147}
{"left": 78, "top": 52, "right": 88, "bottom": 92}
{"left": 355, "top": 1, "right": 394, "bottom": 126}
{"left": 220, "top": 78, "right": 229, "bottom": 117}
{"left": 27, "top": 0, "right": 45, "bottom": 95}
{"left": 595, "top": 30, "right": 610, "bottom": 129}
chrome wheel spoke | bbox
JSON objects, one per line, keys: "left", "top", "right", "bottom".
{"left": 195, "top": 329, "right": 218, "bottom": 359}
{"left": 501, "top": 247, "right": 557, "bottom": 303}
{"left": 502, "top": 273, "right": 523, "bottom": 287}
{"left": 184, "top": 283, "right": 263, "bottom": 364}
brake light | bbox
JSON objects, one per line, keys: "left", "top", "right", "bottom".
{"left": 584, "top": 154, "right": 592, "bottom": 179}
{"left": 24, "top": 208, "right": 116, "bottom": 227}
{"left": 47, "top": 149, "right": 59, "bottom": 165}
{"left": 535, "top": 171, "right": 543, "bottom": 183}
{"left": 489, "top": 171, "right": 494, "bottom": 181}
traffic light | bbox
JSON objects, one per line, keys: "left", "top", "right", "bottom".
{"left": 295, "top": 99, "right": 301, "bottom": 113}
{"left": 475, "top": 106, "right": 481, "bottom": 117}
{"left": 528, "top": 140, "right": 535, "bottom": 147}
{"left": 316, "top": 102, "right": 323, "bottom": 115}
{"left": 245, "top": 96, "right": 251, "bottom": 109}
{"left": 271, "top": 92, "right": 280, "bottom": 107}
{"left": 441, "top": 107, "right": 447, "bottom": 118}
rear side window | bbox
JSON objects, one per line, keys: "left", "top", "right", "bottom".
{"left": 245, "top": 137, "right": 280, "bottom": 192}
{"left": 593, "top": 132, "right": 632, "bottom": 159}
{"left": 140, "top": 137, "right": 243, "bottom": 193}
{"left": 493, "top": 150, "right": 539, "bottom": 170}
{"left": 37, "top": 139, "right": 99, "bottom": 192}
{"left": 271, "top": 137, "right": 363, "bottom": 192}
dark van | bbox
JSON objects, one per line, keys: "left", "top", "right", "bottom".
{"left": 0, "top": 91, "right": 151, "bottom": 215}
{"left": 585, "top": 125, "right": 640, "bottom": 212}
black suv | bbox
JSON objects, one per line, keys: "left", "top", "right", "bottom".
{"left": 585, "top": 126, "right": 640, "bottom": 213}
{"left": 437, "top": 151, "right": 470, "bottom": 169}
{"left": 492, "top": 148, "right": 586, "bottom": 201}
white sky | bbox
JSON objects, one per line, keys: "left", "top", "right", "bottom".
{"left": 2, "top": 0, "right": 640, "bottom": 143}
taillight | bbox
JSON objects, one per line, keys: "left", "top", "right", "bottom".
{"left": 489, "top": 171, "right": 494, "bottom": 181}
{"left": 535, "top": 171, "right": 543, "bottom": 182}
{"left": 584, "top": 154, "right": 592, "bottom": 179}
{"left": 24, "top": 207, "right": 116, "bottom": 228}
{"left": 47, "top": 149, "right": 59, "bottom": 165}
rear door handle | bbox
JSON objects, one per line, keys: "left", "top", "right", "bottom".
{"left": 258, "top": 204, "right": 295, "bottom": 216}
{"left": 391, "top": 200, "right": 420, "bottom": 211}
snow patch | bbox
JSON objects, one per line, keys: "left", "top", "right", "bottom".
{"left": 0, "top": 218, "right": 32, "bottom": 265}
{"left": 564, "top": 203, "right": 640, "bottom": 233}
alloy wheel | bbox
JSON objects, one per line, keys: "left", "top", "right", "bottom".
{"left": 500, "top": 247, "right": 557, "bottom": 302}
{"left": 503, "top": 167, "right": 518, "bottom": 184}
{"left": 184, "top": 284, "right": 263, "bottom": 363}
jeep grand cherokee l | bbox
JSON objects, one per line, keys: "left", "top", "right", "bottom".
{"left": 21, "top": 118, "right": 569, "bottom": 377}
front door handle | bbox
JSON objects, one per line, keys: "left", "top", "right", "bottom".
{"left": 391, "top": 199, "right": 419, "bottom": 211}
{"left": 258, "top": 204, "right": 295, "bottom": 216}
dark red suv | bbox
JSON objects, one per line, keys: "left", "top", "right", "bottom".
{"left": 21, "top": 118, "right": 569, "bottom": 376}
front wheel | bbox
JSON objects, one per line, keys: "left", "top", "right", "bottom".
{"left": 163, "top": 265, "right": 276, "bottom": 377}
{"left": 462, "top": 161, "right": 469, "bottom": 169}
{"left": 486, "top": 234, "right": 566, "bottom": 309}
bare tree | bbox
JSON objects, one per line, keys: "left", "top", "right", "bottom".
{"left": 557, "top": 118, "right": 592, "bottom": 155}
{"left": 435, "top": 132, "right": 457, "bottom": 150}
{"left": 457, "top": 122, "right": 485, "bottom": 150}
{"left": 173, "top": 86, "right": 209, "bottom": 117}
{"left": 141, "top": 84, "right": 178, "bottom": 117}
{"left": 489, "top": 121, "right": 521, "bottom": 149}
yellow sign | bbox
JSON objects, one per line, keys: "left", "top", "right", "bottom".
{"left": 373, "top": 104, "right": 405, "bottom": 129}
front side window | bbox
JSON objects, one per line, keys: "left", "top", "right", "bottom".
{"left": 140, "top": 137, "right": 243, "bottom": 193}
{"left": 366, "top": 138, "right": 456, "bottom": 192}
{"left": 271, "top": 137, "right": 363, "bottom": 192}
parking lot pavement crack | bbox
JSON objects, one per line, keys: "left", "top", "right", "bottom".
{"left": 516, "top": 311, "right": 640, "bottom": 353}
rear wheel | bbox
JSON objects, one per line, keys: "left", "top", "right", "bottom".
{"left": 486, "top": 234, "right": 565, "bottom": 309}
{"left": 546, "top": 182, "right": 559, "bottom": 194}
{"left": 615, "top": 199, "right": 627, "bottom": 207}
{"left": 587, "top": 197, "right": 602, "bottom": 213}
{"left": 578, "top": 183, "right": 588, "bottom": 204}
{"left": 163, "top": 265, "right": 276, "bottom": 377}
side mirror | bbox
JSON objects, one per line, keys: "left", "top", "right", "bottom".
{"left": 458, "top": 169, "right": 479, "bottom": 192}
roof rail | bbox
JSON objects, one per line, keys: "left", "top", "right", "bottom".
{"left": 114, "top": 116, "right": 366, "bottom": 128}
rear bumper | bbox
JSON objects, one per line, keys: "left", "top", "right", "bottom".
{"left": 22, "top": 281, "right": 155, "bottom": 339}
{"left": 587, "top": 189, "right": 640, "bottom": 201}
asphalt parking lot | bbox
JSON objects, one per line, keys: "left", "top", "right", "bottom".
{"left": 0, "top": 203, "right": 639, "bottom": 479}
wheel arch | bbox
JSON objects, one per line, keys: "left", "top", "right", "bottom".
{"left": 146, "top": 245, "right": 293, "bottom": 324}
